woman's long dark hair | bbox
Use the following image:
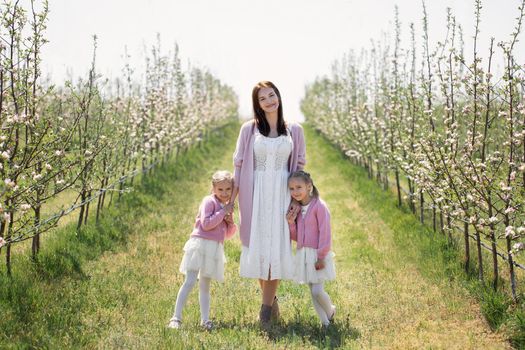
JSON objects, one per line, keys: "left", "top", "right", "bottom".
{"left": 252, "top": 81, "right": 287, "bottom": 136}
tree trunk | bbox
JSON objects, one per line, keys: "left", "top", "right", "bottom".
{"left": 475, "top": 230, "right": 483, "bottom": 282}
{"left": 84, "top": 190, "right": 92, "bottom": 226}
{"left": 395, "top": 169, "right": 401, "bottom": 207}
{"left": 464, "top": 222, "right": 470, "bottom": 272}
{"left": 489, "top": 226, "right": 498, "bottom": 290}
{"left": 77, "top": 190, "right": 86, "bottom": 231}
{"left": 432, "top": 206, "right": 436, "bottom": 232}
{"left": 408, "top": 179, "right": 416, "bottom": 214}
{"left": 31, "top": 205, "right": 41, "bottom": 260}
{"left": 439, "top": 210, "right": 444, "bottom": 235}
{"left": 6, "top": 219, "right": 13, "bottom": 276}
{"left": 419, "top": 190, "right": 424, "bottom": 224}
{"left": 506, "top": 236, "right": 517, "bottom": 301}
{"left": 96, "top": 184, "right": 103, "bottom": 224}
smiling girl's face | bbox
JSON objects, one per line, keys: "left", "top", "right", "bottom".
{"left": 213, "top": 180, "right": 232, "bottom": 204}
{"left": 288, "top": 177, "right": 312, "bottom": 205}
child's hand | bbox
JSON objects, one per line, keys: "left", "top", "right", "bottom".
{"left": 314, "top": 259, "right": 325, "bottom": 270}
{"left": 286, "top": 210, "right": 297, "bottom": 225}
{"left": 288, "top": 200, "right": 301, "bottom": 218}
{"left": 224, "top": 213, "right": 234, "bottom": 225}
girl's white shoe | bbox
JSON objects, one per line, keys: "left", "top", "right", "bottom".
{"left": 201, "top": 320, "right": 214, "bottom": 331}
{"left": 167, "top": 318, "right": 182, "bottom": 329}
{"left": 328, "top": 305, "right": 336, "bottom": 323}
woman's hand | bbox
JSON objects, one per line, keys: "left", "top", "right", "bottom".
{"left": 229, "top": 186, "right": 239, "bottom": 206}
{"left": 223, "top": 203, "right": 235, "bottom": 215}
{"left": 314, "top": 259, "right": 325, "bottom": 270}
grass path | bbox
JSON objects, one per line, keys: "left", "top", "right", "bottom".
{"left": 0, "top": 123, "right": 511, "bottom": 349}
{"left": 304, "top": 127, "right": 510, "bottom": 349}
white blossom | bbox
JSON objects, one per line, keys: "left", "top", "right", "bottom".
{"left": 505, "top": 207, "right": 516, "bottom": 214}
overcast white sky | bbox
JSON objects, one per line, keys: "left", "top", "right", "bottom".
{"left": 41, "top": 0, "right": 524, "bottom": 121}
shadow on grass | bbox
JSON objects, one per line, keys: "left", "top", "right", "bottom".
{"left": 275, "top": 318, "right": 359, "bottom": 348}
{"left": 217, "top": 317, "right": 360, "bottom": 348}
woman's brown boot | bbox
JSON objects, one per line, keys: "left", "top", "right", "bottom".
{"left": 259, "top": 304, "right": 272, "bottom": 326}
{"left": 271, "top": 296, "right": 280, "bottom": 321}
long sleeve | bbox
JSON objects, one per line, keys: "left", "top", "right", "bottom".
{"left": 295, "top": 124, "right": 306, "bottom": 170}
{"left": 200, "top": 198, "right": 227, "bottom": 231}
{"left": 233, "top": 125, "right": 247, "bottom": 187}
{"left": 316, "top": 203, "right": 332, "bottom": 260}
{"left": 289, "top": 220, "right": 297, "bottom": 241}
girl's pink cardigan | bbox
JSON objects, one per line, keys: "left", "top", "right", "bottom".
{"left": 233, "top": 120, "right": 306, "bottom": 247}
{"left": 190, "top": 195, "right": 237, "bottom": 243}
{"left": 288, "top": 197, "right": 332, "bottom": 260}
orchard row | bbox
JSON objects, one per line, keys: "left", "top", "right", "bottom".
{"left": 302, "top": 0, "right": 525, "bottom": 300}
{"left": 0, "top": 1, "right": 238, "bottom": 274}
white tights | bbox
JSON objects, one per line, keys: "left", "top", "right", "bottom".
{"left": 172, "top": 270, "right": 211, "bottom": 322}
{"left": 309, "top": 283, "right": 335, "bottom": 326}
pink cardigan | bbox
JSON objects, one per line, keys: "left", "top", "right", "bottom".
{"left": 233, "top": 120, "right": 306, "bottom": 247}
{"left": 190, "top": 195, "right": 237, "bottom": 243}
{"left": 289, "top": 197, "right": 332, "bottom": 260}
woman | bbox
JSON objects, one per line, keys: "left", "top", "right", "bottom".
{"left": 231, "top": 81, "right": 306, "bottom": 325}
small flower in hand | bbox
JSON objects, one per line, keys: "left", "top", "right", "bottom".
{"left": 314, "top": 259, "right": 325, "bottom": 270}
{"left": 286, "top": 210, "right": 297, "bottom": 225}
{"left": 225, "top": 213, "right": 234, "bottom": 225}
{"left": 289, "top": 201, "right": 301, "bottom": 217}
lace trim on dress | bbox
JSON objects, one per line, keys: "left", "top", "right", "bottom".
{"left": 273, "top": 136, "right": 290, "bottom": 171}
{"left": 255, "top": 153, "right": 267, "bottom": 171}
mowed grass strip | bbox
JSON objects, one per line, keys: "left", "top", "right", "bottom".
{"left": 0, "top": 121, "right": 513, "bottom": 349}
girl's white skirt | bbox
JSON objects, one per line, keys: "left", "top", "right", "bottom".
{"left": 179, "top": 237, "right": 226, "bottom": 282}
{"left": 294, "top": 247, "right": 336, "bottom": 284}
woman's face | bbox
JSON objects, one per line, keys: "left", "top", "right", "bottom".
{"left": 257, "top": 87, "right": 279, "bottom": 114}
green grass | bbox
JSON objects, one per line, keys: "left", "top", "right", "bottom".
{"left": 303, "top": 125, "right": 510, "bottom": 348}
{"left": 0, "top": 121, "right": 514, "bottom": 349}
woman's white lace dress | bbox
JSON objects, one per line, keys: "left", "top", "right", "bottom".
{"left": 240, "top": 129, "right": 294, "bottom": 280}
